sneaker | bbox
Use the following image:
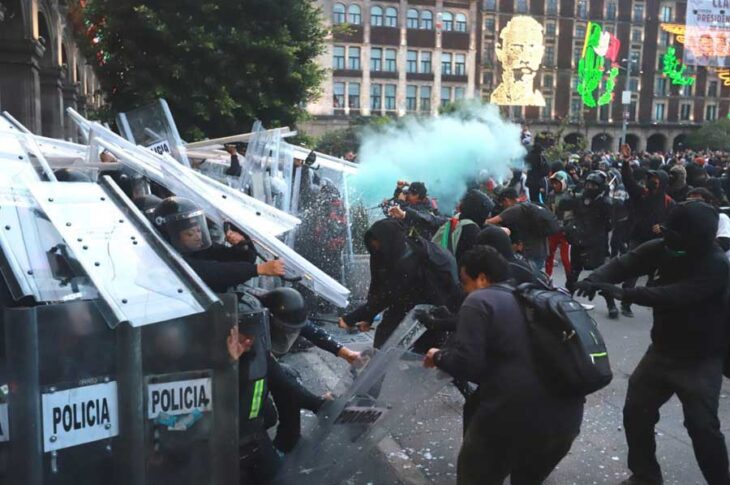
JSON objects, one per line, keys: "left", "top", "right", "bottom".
{"left": 621, "top": 304, "right": 634, "bottom": 318}
{"left": 580, "top": 303, "right": 595, "bottom": 311}
{"left": 608, "top": 307, "right": 619, "bottom": 319}
{"left": 618, "top": 475, "right": 663, "bottom": 485}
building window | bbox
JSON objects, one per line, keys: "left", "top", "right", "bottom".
{"left": 441, "top": 52, "right": 453, "bottom": 75}
{"left": 543, "top": 74, "right": 554, "bottom": 88}
{"left": 442, "top": 12, "right": 453, "bottom": 31}
{"left": 348, "top": 47, "right": 361, "bottom": 70}
{"left": 421, "top": 10, "right": 433, "bottom": 30}
{"left": 546, "top": 0, "right": 558, "bottom": 15}
{"left": 573, "top": 47, "right": 582, "bottom": 68}
{"left": 655, "top": 77, "right": 667, "bottom": 96}
{"left": 333, "top": 46, "right": 345, "bottom": 70}
{"left": 631, "top": 29, "right": 642, "bottom": 43}
{"left": 708, "top": 80, "right": 719, "bottom": 97}
{"left": 385, "top": 84, "right": 397, "bottom": 110}
{"left": 371, "top": 84, "right": 382, "bottom": 111}
{"left": 606, "top": 1, "right": 617, "bottom": 19}
{"left": 515, "top": 0, "right": 528, "bottom": 14}
{"left": 454, "top": 54, "right": 466, "bottom": 75}
{"left": 333, "top": 82, "right": 345, "bottom": 108}
{"left": 512, "top": 106, "right": 523, "bottom": 119}
{"left": 484, "top": 17, "right": 495, "bottom": 32}
{"left": 629, "top": 51, "right": 641, "bottom": 76}
{"left": 628, "top": 101, "right": 637, "bottom": 121}
{"left": 660, "top": 5, "right": 672, "bottom": 22}
{"left": 681, "top": 83, "right": 693, "bottom": 96}
{"left": 420, "top": 86, "right": 432, "bottom": 112}
{"left": 484, "top": 0, "right": 497, "bottom": 11}
{"left": 420, "top": 51, "right": 432, "bottom": 73}
{"left": 483, "top": 72, "right": 493, "bottom": 87}
{"left": 484, "top": 43, "right": 494, "bottom": 66}
{"left": 348, "top": 82, "right": 360, "bottom": 108}
{"left": 575, "top": 23, "right": 586, "bottom": 39}
{"left": 544, "top": 46, "right": 555, "bottom": 66}
{"left": 576, "top": 0, "right": 587, "bottom": 19}
{"left": 441, "top": 86, "right": 452, "bottom": 106}
{"left": 406, "top": 85, "right": 417, "bottom": 111}
{"left": 706, "top": 104, "right": 717, "bottom": 121}
{"left": 333, "top": 3, "right": 346, "bottom": 24}
{"left": 680, "top": 103, "right": 692, "bottom": 121}
{"left": 385, "top": 48, "right": 397, "bottom": 72}
{"left": 659, "top": 31, "right": 670, "bottom": 47}
{"left": 347, "top": 5, "right": 362, "bottom": 24}
{"left": 385, "top": 7, "right": 398, "bottom": 27}
{"left": 629, "top": 78, "right": 639, "bottom": 92}
{"left": 654, "top": 102, "right": 666, "bottom": 121}
{"left": 542, "top": 96, "right": 553, "bottom": 119}
{"left": 371, "top": 6, "right": 383, "bottom": 26}
{"left": 455, "top": 87, "right": 466, "bottom": 99}
{"left": 545, "top": 21, "right": 556, "bottom": 37}
{"left": 455, "top": 13, "right": 467, "bottom": 32}
{"left": 407, "top": 50, "right": 418, "bottom": 73}
{"left": 371, "top": 47, "right": 382, "bottom": 71}
{"left": 632, "top": 2, "right": 644, "bottom": 22}
{"left": 570, "top": 98, "right": 582, "bottom": 119}
{"left": 407, "top": 9, "right": 419, "bottom": 29}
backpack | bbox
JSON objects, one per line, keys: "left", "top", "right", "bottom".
{"left": 407, "top": 235, "right": 462, "bottom": 313}
{"left": 506, "top": 282, "right": 613, "bottom": 397}
{"left": 432, "top": 217, "right": 478, "bottom": 255}
{"left": 520, "top": 203, "right": 561, "bottom": 238}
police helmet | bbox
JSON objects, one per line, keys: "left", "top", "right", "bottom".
{"left": 54, "top": 168, "right": 92, "bottom": 183}
{"left": 152, "top": 197, "right": 212, "bottom": 253}
{"left": 133, "top": 194, "right": 162, "bottom": 222}
{"left": 258, "top": 287, "right": 307, "bottom": 355}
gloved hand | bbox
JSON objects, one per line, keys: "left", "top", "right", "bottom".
{"left": 592, "top": 282, "right": 625, "bottom": 301}
{"left": 415, "top": 306, "right": 457, "bottom": 332}
{"left": 574, "top": 280, "right": 598, "bottom": 300}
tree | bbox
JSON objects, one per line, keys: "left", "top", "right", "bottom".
{"left": 685, "top": 118, "right": 730, "bottom": 151}
{"left": 70, "top": 0, "right": 326, "bottom": 140}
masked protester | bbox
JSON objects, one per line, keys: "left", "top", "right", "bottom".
{"left": 576, "top": 201, "right": 730, "bottom": 485}
{"left": 686, "top": 187, "right": 730, "bottom": 257}
{"left": 667, "top": 164, "right": 689, "bottom": 203}
{"left": 560, "top": 171, "right": 618, "bottom": 318}
{"left": 387, "top": 182, "right": 448, "bottom": 239}
{"left": 433, "top": 189, "right": 495, "bottom": 262}
{"left": 620, "top": 158, "right": 675, "bottom": 317}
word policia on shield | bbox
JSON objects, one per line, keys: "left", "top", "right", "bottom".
{"left": 577, "top": 22, "right": 620, "bottom": 108}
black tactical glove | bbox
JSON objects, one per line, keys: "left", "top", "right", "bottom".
{"left": 415, "top": 306, "right": 457, "bottom": 332}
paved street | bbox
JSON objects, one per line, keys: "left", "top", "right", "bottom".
{"left": 282, "top": 268, "right": 730, "bottom": 484}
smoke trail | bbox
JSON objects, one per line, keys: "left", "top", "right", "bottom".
{"left": 353, "top": 101, "right": 526, "bottom": 213}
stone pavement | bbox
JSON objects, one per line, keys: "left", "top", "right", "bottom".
{"left": 280, "top": 269, "right": 728, "bottom": 484}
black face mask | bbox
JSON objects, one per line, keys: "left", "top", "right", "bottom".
{"left": 662, "top": 228, "right": 687, "bottom": 256}
{"left": 583, "top": 188, "right": 601, "bottom": 199}
{"left": 647, "top": 180, "right": 659, "bottom": 191}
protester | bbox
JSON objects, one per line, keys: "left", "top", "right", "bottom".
{"left": 387, "top": 181, "right": 448, "bottom": 239}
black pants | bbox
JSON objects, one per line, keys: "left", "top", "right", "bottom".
{"left": 239, "top": 432, "right": 281, "bottom": 485}
{"left": 457, "top": 414, "right": 578, "bottom": 485}
{"left": 567, "top": 245, "right": 616, "bottom": 311}
{"left": 624, "top": 347, "right": 730, "bottom": 485}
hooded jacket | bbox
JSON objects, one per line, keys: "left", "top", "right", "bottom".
{"left": 667, "top": 165, "right": 689, "bottom": 203}
{"left": 433, "top": 190, "right": 495, "bottom": 262}
{"left": 476, "top": 225, "right": 549, "bottom": 286}
{"left": 622, "top": 163, "right": 675, "bottom": 244}
{"left": 587, "top": 201, "right": 728, "bottom": 359}
{"left": 402, "top": 198, "right": 449, "bottom": 240}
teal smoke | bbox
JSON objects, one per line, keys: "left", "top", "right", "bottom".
{"left": 352, "top": 101, "right": 526, "bottom": 213}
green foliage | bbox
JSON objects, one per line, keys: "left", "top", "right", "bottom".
{"left": 542, "top": 118, "right": 586, "bottom": 162}
{"left": 314, "top": 127, "right": 358, "bottom": 158}
{"left": 686, "top": 118, "right": 730, "bottom": 151}
{"left": 71, "top": 0, "right": 326, "bottom": 140}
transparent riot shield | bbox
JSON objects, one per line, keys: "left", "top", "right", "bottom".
{"left": 273, "top": 346, "right": 451, "bottom": 485}
{"left": 379, "top": 304, "right": 433, "bottom": 352}
{"left": 116, "top": 99, "right": 191, "bottom": 167}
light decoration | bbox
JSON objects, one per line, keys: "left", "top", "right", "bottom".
{"left": 490, "top": 16, "right": 546, "bottom": 107}
{"left": 661, "top": 23, "right": 717, "bottom": 84}
{"left": 576, "top": 22, "right": 620, "bottom": 108}
{"left": 662, "top": 47, "right": 696, "bottom": 86}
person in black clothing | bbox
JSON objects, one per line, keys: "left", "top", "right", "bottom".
{"left": 686, "top": 162, "right": 726, "bottom": 203}
{"left": 387, "top": 181, "right": 448, "bottom": 239}
{"left": 424, "top": 246, "right": 583, "bottom": 485}
{"left": 475, "top": 225, "right": 549, "bottom": 286}
{"left": 667, "top": 164, "right": 689, "bottom": 203}
{"left": 338, "top": 218, "right": 461, "bottom": 348}
{"left": 434, "top": 189, "right": 494, "bottom": 262}
{"left": 620, "top": 156, "right": 675, "bottom": 317}
{"left": 560, "top": 171, "right": 618, "bottom": 318}
{"left": 576, "top": 201, "right": 730, "bottom": 485}
{"left": 525, "top": 145, "right": 550, "bottom": 206}
{"left": 224, "top": 142, "right": 244, "bottom": 177}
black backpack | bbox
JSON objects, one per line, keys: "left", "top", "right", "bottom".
{"left": 521, "top": 203, "right": 561, "bottom": 238}
{"left": 407, "top": 235, "right": 462, "bottom": 313}
{"left": 506, "top": 282, "right": 613, "bottom": 397}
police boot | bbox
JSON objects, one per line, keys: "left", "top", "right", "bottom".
{"left": 621, "top": 302, "right": 634, "bottom": 318}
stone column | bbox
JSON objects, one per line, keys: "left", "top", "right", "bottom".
{"left": 62, "top": 81, "right": 80, "bottom": 141}
{"left": 0, "top": 39, "right": 44, "bottom": 133}
{"left": 40, "top": 66, "right": 65, "bottom": 139}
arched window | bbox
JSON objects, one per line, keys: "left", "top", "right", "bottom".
{"left": 333, "top": 3, "right": 346, "bottom": 24}
{"left": 371, "top": 6, "right": 383, "bottom": 26}
{"left": 441, "top": 12, "right": 453, "bottom": 31}
{"left": 420, "top": 10, "right": 433, "bottom": 30}
{"left": 455, "top": 13, "right": 467, "bottom": 32}
{"left": 407, "top": 8, "right": 419, "bottom": 29}
{"left": 347, "top": 4, "right": 362, "bottom": 24}
{"left": 385, "top": 7, "right": 398, "bottom": 27}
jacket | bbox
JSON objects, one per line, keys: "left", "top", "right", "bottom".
{"left": 622, "top": 163, "right": 675, "bottom": 244}
{"left": 403, "top": 199, "right": 449, "bottom": 240}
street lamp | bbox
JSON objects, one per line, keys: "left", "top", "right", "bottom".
{"left": 616, "top": 58, "right": 636, "bottom": 150}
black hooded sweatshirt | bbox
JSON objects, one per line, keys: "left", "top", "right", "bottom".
{"left": 476, "top": 225, "right": 549, "bottom": 286}
{"left": 586, "top": 201, "right": 729, "bottom": 359}
{"left": 622, "top": 163, "right": 675, "bottom": 244}
{"left": 343, "top": 219, "right": 459, "bottom": 325}
{"left": 449, "top": 190, "right": 494, "bottom": 261}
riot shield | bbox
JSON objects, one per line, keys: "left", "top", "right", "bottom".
{"left": 379, "top": 304, "right": 433, "bottom": 352}
{"left": 116, "top": 99, "right": 191, "bottom": 167}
